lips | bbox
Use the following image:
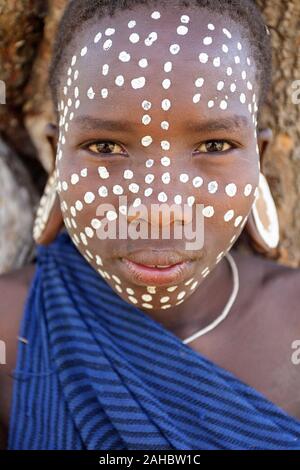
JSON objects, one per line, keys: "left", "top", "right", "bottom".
{"left": 118, "top": 250, "right": 196, "bottom": 286}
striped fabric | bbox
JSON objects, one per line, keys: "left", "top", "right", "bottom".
{"left": 8, "top": 231, "right": 300, "bottom": 450}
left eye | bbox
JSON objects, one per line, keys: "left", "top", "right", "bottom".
{"left": 194, "top": 140, "right": 234, "bottom": 153}
{"left": 85, "top": 141, "right": 127, "bottom": 155}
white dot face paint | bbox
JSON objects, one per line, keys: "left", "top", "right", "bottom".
{"left": 113, "top": 185, "right": 124, "bottom": 195}
{"left": 161, "top": 99, "right": 171, "bottom": 111}
{"left": 98, "top": 186, "right": 108, "bottom": 198}
{"left": 169, "top": 44, "right": 180, "bottom": 54}
{"left": 151, "top": 11, "right": 161, "bottom": 20}
{"left": 199, "top": 52, "right": 208, "bottom": 63}
{"left": 193, "top": 177, "right": 203, "bottom": 188}
{"left": 224, "top": 209, "right": 235, "bottom": 222}
{"left": 162, "top": 79, "right": 171, "bottom": 89}
{"left": 225, "top": 183, "right": 237, "bottom": 197}
{"left": 164, "top": 61, "right": 172, "bottom": 72}
{"left": 142, "top": 100, "right": 152, "bottom": 110}
{"left": 71, "top": 174, "right": 79, "bottom": 185}
{"left": 145, "top": 159, "right": 154, "bottom": 168}
{"left": 145, "top": 174, "right": 154, "bottom": 184}
{"left": 124, "top": 169, "right": 133, "bottom": 179}
{"left": 145, "top": 32, "right": 158, "bottom": 46}
{"left": 105, "top": 28, "right": 115, "bottom": 36}
{"left": 98, "top": 167, "right": 109, "bottom": 179}
{"left": 180, "top": 173, "right": 189, "bottom": 183}
{"left": 244, "top": 184, "right": 253, "bottom": 196}
{"left": 195, "top": 77, "right": 204, "bottom": 87}
{"left": 213, "top": 57, "right": 221, "bottom": 67}
{"left": 119, "top": 51, "right": 131, "bottom": 62}
{"left": 131, "top": 77, "right": 146, "bottom": 89}
{"left": 139, "top": 58, "right": 148, "bottom": 68}
{"left": 129, "top": 33, "right": 140, "bottom": 43}
{"left": 177, "top": 25, "right": 188, "bottom": 36}
{"left": 208, "top": 181, "right": 218, "bottom": 194}
{"left": 203, "top": 36, "right": 213, "bottom": 45}
{"left": 56, "top": 8, "right": 259, "bottom": 314}
{"left": 193, "top": 93, "right": 201, "bottom": 104}
{"left": 141, "top": 136, "right": 153, "bottom": 147}
{"left": 87, "top": 87, "right": 95, "bottom": 99}
{"left": 115, "top": 75, "right": 125, "bottom": 86}
{"left": 129, "top": 183, "right": 139, "bottom": 194}
{"left": 84, "top": 192, "right": 95, "bottom": 204}
{"left": 162, "top": 172, "right": 171, "bottom": 184}
{"left": 144, "top": 188, "right": 153, "bottom": 197}
{"left": 158, "top": 192, "right": 168, "bottom": 202}
{"left": 103, "top": 39, "right": 112, "bottom": 51}
{"left": 94, "top": 32, "right": 102, "bottom": 44}
{"left": 161, "top": 156, "right": 170, "bottom": 166}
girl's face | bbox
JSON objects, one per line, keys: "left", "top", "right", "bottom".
{"left": 55, "top": 5, "right": 260, "bottom": 312}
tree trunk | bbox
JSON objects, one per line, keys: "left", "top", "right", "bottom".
{"left": 0, "top": 0, "right": 299, "bottom": 271}
{"left": 256, "top": 0, "right": 300, "bottom": 267}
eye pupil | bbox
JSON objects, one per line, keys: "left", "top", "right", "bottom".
{"left": 97, "top": 142, "right": 114, "bottom": 153}
{"left": 206, "top": 140, "right": 224, "bottom": 152}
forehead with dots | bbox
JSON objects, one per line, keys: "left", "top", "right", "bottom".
{"left": 54, "top": 6, "right": 260, "bottom": 312}
{"left": 58, "top": 6, "right": 258, "bottom": 129}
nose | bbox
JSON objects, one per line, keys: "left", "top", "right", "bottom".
{"left": 126, "top": 201, "right": 193, "bottom": 227}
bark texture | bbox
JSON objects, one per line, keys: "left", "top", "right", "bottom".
{"left": 256, "top": 0, "right": 300, "bottom": 267}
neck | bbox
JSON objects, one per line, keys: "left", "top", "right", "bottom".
{"left": 144, "top": 252, "right": 235, "bottom": 340}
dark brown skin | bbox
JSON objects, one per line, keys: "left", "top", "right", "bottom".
{"left": 0, "top": 251, "right": 300, "bottom": 449}
{"left": 1, "top": 4, "right": 300, "bottom": 449}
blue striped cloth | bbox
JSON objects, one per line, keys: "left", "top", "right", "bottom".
{"left": 8, "top": 231, "right": 300, "bottom": 450}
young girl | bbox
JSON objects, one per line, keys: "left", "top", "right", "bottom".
{"left": 1, "top": 0, "right": 300, "bottom": 450}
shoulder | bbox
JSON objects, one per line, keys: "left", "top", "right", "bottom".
{"left": 0, "top": 263, "right": 36, "bottom": 448}
{"left": 0, "top": 263, "right": 36, "bottom": 360}
{"left": 232, "top": 247, "right": 300, "bottom": 326}
{"left": 228, "top": 250, "right": 300, "bottom": 419}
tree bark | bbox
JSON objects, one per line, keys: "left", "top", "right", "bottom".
{"left": 256, "top": 0, "right": 300, "bottom": 267}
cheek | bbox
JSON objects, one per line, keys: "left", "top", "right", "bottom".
{"left": 203, "top": 161, "right": 259, "bottom": 222}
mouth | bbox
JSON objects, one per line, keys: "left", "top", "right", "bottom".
{"left": 117, "top": 251, "right": 197, "bottom": 286}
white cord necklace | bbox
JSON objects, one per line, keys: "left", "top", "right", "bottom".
{"left": 182, "top": 252, "right": 239, "bottom": 344}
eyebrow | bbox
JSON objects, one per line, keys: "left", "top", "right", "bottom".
{"left": 72, "top": 114, "right": 250, "bottom": 133}
{"left": 73, "top": 115, "right": 134, "bottom": 132}
{"left": 186, "top": 115, "right": 251, "bottom": 132}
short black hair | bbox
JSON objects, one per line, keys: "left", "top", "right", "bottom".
{"left": 49, "top": 0, "right": 272, "bottom": 115}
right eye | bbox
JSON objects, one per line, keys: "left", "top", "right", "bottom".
{"left": 83, "top": 140, "right": 127, "bottom": 156}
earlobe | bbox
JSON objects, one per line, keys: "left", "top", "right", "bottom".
{"left": 244, "top": 173, "right": 280, "bottom": 258}
{"left": 33, "top": 170, "right": 64, "bottom": 245}
{"left": 33, "top": 124, "right": 64, "bottom": 245}
{"left": 243, "top": 128, "right": 280, "bottom": 257}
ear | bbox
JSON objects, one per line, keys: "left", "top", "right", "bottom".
{"left": 244, "top": 128, "right": 280, "bottom": 258}
{"left": 33, "top": 122, "right": 63, "bottom": 245}
{"left": 45, "top": 122, "right": 59, "bottom": 172}
{"left": 257, "top": 127, "right": 273, "bottom": 168}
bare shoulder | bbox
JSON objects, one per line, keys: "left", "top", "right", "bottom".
{"left": 233, "top": 247, "right": 300, "bottom": 324}
{"left": 0, "top": 263, "right": 36, "bottom": 362}
{"left": 0, "top": 263, "right": 36, "bottom": 449}
{"left": 228, "top": 248, "right": 300, "bottom": 419}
